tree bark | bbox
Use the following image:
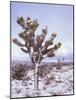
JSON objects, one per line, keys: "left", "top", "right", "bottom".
{"left": 34, "top": 63, "right": 39, "bottom": 91}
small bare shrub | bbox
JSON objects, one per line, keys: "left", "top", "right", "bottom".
{"left": 12, "top": 64, "right": 27, "bottom": 80}
{"left": 44, "top": 75, "right": 55, "bottom": 85}
{"left": 38, "top": 64, "right": 50, "bottom": 78}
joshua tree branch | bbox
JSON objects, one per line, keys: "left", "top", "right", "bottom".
{"left": 13, "top": 38, "right": 25, "bottom": 47}
{"left": 20, "top": 48, "right": 28, "bottom": 53}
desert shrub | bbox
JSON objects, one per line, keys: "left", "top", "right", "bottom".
{"left": 44, "top": 75, "right": 55, "bottom": 85}
{"left": 11, "top": 64, "right": 27, "bottom": 80}
{"left": 56, "top": 59, "right": 61, "bottom": 70}
{"left": 56, "top": 65, "right": 61, "bottom": 70}
{"left": 45, "top": 80, "right": 50, "bottom": 85}
{"left": 26, "top": 76, "right": 31, "bottom": 81}
{"left": 43, "top": 86, "right": 46, "bottom": 90}
{"left": 38, "top": 64, "right": 50, "bottom": 78}
{"left": 29, "top": 83, "right": 32, "bottom": 85}
{"left": 22, "top": 80, "right": 28, "bottom": 86}
{"left": 56, "top": 58, "right": 65, "bottom": 69}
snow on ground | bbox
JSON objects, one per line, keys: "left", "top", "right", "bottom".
{"left": 11, "top": 65, "right": 73, "bottom": 98}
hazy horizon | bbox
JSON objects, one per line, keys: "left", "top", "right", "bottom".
{"left": 12, "top": 56, "right": 73, "bottom": 63}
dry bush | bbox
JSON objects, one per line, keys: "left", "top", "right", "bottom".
{"left": 44, "top": 75, "right": 55, "bottom": 85}
{"left": 56, "top": 65, "right": 61, "bottom": 70}
{"left": 37, "top": 64, "right": 50, "bottom": 78}
{"left": 11, "top": 64, "right": 27, "bottom": 80}
{"left": 56, "top": 59, "right": 62, "bottom": 70}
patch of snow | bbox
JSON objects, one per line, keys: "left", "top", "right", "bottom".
{"left": 11, "top": 65, "right": 73, "bottom": 98}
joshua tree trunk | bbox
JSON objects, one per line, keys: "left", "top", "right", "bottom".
{"left": 34, "top": 63, "right": 39, "bottom": 91}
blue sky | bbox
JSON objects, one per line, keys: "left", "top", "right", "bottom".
{"left": 11, "top": 2, "right": 73, "bottom": 61}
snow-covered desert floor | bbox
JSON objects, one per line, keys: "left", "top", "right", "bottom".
{"left": 11, "top": 63, "right": 73, "bottom": 98}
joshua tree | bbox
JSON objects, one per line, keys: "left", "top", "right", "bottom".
{"left": 56, "top": 59, "right": 62, "bottom": 70}
{"left": 56, "top": 58, "right": 64, "bottom": 69}
{"left": 13, "top": 16, "right": 61, "bottom": 91}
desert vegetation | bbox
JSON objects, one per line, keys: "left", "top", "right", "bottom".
{"left": 11, "top": 61, "right": 73, "bottom": 98}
